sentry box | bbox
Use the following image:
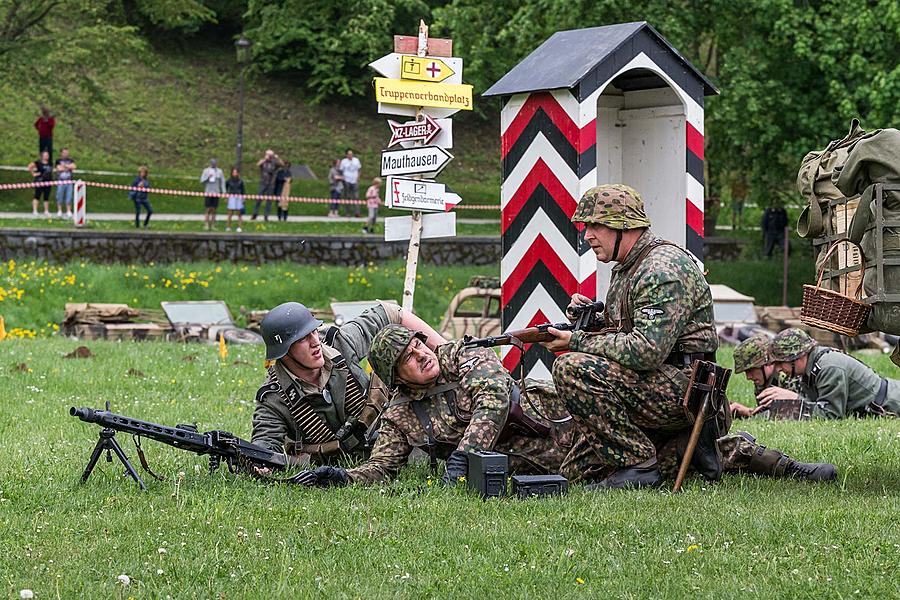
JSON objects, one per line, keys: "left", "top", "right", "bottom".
{"left": 484, "top": 21, "right": 718, "bottom": 380}
{"left": 511, "top": 474, "right": 569, "bottom": 499}
{"left": 466, "top": 450, "right": 508, "bottom": 498}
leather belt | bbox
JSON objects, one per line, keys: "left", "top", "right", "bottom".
{"left": 665, "top": 350, "right": 717, "bottom": 369}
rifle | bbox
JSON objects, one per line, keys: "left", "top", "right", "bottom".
{"left": 70, "top": 405, "right": 290, "bottom": 490}
{"left": 463, "top": 300, "right": 605, "bottom": 348}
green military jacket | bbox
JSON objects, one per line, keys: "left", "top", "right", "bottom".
{"left": 800, "top": 346, "right": 900, "bottom": 418}
{"left": 250, "top": 304, "right": 398, "bottom": 459}
{"left": 569, "top": 229, "right": 718, "bottom": 370}
{"left": 346, "top": 340, "right": 569, "bottom": 484}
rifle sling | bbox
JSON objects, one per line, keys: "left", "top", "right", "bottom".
{"left": 132, "top": 435, "right": 166, "bottom": 481}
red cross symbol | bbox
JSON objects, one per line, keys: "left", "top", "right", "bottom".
{"left": 426, "top": 62, "right": 441, "bottom": 78}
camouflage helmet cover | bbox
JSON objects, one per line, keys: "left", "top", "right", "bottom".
{"left": 771, "top": 328, "right": 817, "bottom": 362}
{"left": 368, "top": 324, "right": 428, "bottom": 388}
{"left": 733, "top": 336, "right": 772, "bottom": 373}
{"left": 571, "top": 184, "right": 652, "bottom": 230}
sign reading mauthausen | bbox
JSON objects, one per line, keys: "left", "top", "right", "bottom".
{"left": 380, "top": 146, "right": 454, "bottom": 177}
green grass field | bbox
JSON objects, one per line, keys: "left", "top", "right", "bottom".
{"left": 2, "top": 338, "right": 898, "bottom": 598}
{"left": 0, "top": 259, "right": 497, "bottom": 335}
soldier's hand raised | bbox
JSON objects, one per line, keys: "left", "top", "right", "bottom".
{"left": 565, "top": 293, "right": 594, "bottom": 321}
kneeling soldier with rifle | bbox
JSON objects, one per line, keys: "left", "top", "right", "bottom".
{"left": 287, "top": 324, "right": 594, "bottom": 488}
{"left": 541, "top": 185, "right": 835, "bottom": 489}
{"left": 251, "top": 301, "right": 445, "bottom": 465}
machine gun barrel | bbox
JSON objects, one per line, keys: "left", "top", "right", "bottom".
{"left": 69, "top": 407, "right": 287, "bottom": 471}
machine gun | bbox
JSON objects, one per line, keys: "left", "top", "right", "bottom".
{"left": 463, "top": 300, "right": 605, "bottom": 348}
{"left": 70, "top": 404, "right": 290, "bottom": 490}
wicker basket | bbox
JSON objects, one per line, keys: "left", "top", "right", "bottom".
{"left": 801, "top": 241, "right": 871, "bottom": 336}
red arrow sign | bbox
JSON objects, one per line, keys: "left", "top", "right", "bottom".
{"left": 387, "top": 113, "right": 442, "bottom": 147}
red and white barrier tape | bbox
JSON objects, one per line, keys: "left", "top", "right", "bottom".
{"left": 0, "top": 179, "right": 500, "bottom": 210}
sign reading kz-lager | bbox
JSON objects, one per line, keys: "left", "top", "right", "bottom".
{"left": 374, "top": 78, "right": 473, "bottom": 111}
{"left": 386, "top": 177, "right": 462, "bottom": 212}
{"left": 381, "top": 146, "right": 453, "bottom": 178}
{"left": 387, "top": 113, "right": 442, "bottom": 146}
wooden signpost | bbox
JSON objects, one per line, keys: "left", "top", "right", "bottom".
{"left": 370, "top": 20, "right": 469, "bottom": 311}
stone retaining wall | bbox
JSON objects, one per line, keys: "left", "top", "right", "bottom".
{"left": 0, "top": 228, "right": 502, "bottom": 266}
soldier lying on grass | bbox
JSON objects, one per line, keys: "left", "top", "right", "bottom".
{"left": 251, "top": 301, "right": 445, "bottom": 465}
{"left": 287, "top": 325, "right": 837, "bottom": 490}
{"left": 730, "top": 335, "right": 803, "bottom": 419}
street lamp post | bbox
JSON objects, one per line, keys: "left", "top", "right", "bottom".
{"left": 234, "top": 35, "right": 252, "bottom": 173}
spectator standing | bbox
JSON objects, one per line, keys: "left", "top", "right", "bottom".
{"left": 28, "top": 151, "right": 53, "bottom": 217}
{"left": 327, "top": 158, "right": 343, "bottom": 217}
{"left": 34, "top": 106, "right": 55, "bottom": 161}
{"left": 54, "top": 148, "right": 76, "bottom": 218}
{"left": 339, "top": 148, "right": 362, "bottom": 218}
{"left": 226, "top": 167, "right": 245, "bottom": 232}
{"left": 363, "top": 177, "right": 382, "bottom": 234}
{"left": 128, "top": 165, "right": 153, "bottom": 228}
{"left": 253, "top": 149, "right": 283, "bottom": 221}
{"left": 762, "top": 205, "right": 788, "bottom": 258}
{"left": 275, "top": 161, "right": 292, "bottom": 222}
{"left": 200, "top": 158, "right": 225, "bottom": 230}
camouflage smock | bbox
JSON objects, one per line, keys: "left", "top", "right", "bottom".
{"left": 250, "top": 303, "right": 399, "bottom": 458}
{"left": 568, "top": 229, "right": 718, "bottom": 368}
{"left": 347, "top": 340, "right": 576, "bottom": 484}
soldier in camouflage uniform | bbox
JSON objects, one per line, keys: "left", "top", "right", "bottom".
{"left": 251, "top": 302, "right": 445, "bottom": 465}
{"left": 286, "top": 324, "right": 595, "bottom": 488}
{"left": 542, "top": 185, "right": 835, "bottom": 488}
{"left": 731, "top": 335, "right": 803, "bottom": 418}
{"left": 770, "top": 328, "right": 900, "bottom": 418}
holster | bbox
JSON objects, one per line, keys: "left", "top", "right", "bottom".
{"left": 681, "top": 360, "right": 732, "bottom": 481}
{"left": 496, "top": 383, "right": 551, "bottom": 446}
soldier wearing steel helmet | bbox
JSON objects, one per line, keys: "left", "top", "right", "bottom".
{"left": 731, "top": 335, "right": 802, "bottom": 419}
{"left": 251, "top": 301, "right": 445, "bottom": 464}
{"left": 769, "top": 328, "right": 900, "bottom": 418}
{"left": 285, "top": 324, "right": 596, "bottom": 488}
{"left": 539, "top": 184, "right": 719, "bottom": 489}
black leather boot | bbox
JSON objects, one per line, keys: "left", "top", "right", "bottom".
{"left": 584, "top": 458, "right": 662, "bottom": 491}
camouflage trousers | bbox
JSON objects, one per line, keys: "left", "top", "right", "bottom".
{"left": 552, "top": 352, "right": 691, "bottom": 469}
{"left": 496, "top": 378, "right": 596, "bottom": 482}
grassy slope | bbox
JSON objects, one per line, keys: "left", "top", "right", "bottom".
{"left": 1, "top": 338, "right": 898, "bottom": 598}
{"left": 0, "top": 41, "right": 501, "bottom": 211}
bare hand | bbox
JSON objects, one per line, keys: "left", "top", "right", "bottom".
{"left": 730, "top": 403, "right": 753, "bottom": 419}
{"left": 539, "top": 326, "right": 572, "bottom": 352}
{"left": 754, "top": 386, "right": 798, "bottom": 414}
{"left": 566, "top": 293, "right": 594, "bottom": 321}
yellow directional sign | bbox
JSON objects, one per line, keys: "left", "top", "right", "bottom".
{"left": 374, "top": 77, "right": 473, "bottom": 111}
{"left": 400, "top": 56, "right": 456, "bottom": 83}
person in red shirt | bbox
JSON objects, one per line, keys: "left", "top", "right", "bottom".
{"left": 34, "top": 106, "right": 55, "bottom": 161}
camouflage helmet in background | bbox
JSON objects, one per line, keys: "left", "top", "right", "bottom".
{"left": 368, "top": 324, "right": 428, "bottom": 388}
{"left": 770, "top": 328, "right": 817, "bottom": 362}
{"left": 733, "top": 336, "right": 772, "bottom": 373}
{"left": 571, "top": 184, "right": 651, "bottom": 230}
{"left": 260, "top": 302, "right": 323, "bottom": 360}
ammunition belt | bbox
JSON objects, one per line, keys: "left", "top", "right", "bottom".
{"left": 266, "top": 366, "right": 335, "bottom": 446}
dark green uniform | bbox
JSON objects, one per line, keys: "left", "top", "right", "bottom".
{"left": 798, "top": 346, "right": 900, "bottom": 418}
{"left": 251, "top": 303, "right": 399, "bottom": 461}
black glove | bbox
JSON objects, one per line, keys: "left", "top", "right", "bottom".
{"left": 313, "top": 465, "right": 349, "bottom": 488}
{"left": 441, "top": 450, "right": 469, "bottom": 486}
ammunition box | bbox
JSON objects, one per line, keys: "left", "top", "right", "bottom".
{"left": 466, "top": 450, "right": 508, "bottom": 498}
{"left": 511, "top": 474, "right": 569, "bottom": 498}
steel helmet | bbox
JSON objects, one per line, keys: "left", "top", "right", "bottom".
{"left": 260, "top": 302, "right": 323, "bottom": 360}
{"left": 571, "top": 184, "right": 651, "bottom": 230}
{"left": 770, "top": 328, "right": 817, "bottom": 362}
{"left": 733, "top": 336, "right": 772, "bottom": 373}
{"left": 368, "top": 324, "right": 427, "bottom": 388}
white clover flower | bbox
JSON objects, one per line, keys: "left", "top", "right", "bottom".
{"left": 117, "top": 575, "right": 131, "bottom": 586}
{"left": 20, "top": 590, "right": 35, "bottom": 599}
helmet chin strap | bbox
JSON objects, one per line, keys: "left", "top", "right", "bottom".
{"left": 611, "top": 229, "right": 623, "bottom": 261}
